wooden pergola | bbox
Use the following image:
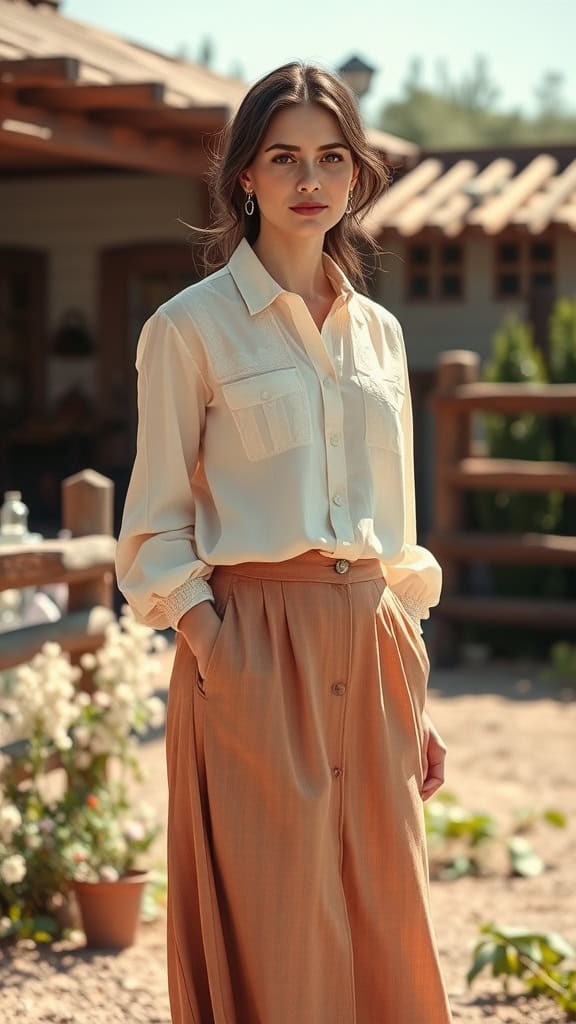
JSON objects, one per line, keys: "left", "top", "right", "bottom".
{"left": 0, "top": 55, "right": 231, "bottom": 175}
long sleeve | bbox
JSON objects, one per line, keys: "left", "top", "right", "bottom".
{"left": 114, "top": 309, "right": 215, "bottom": 631}
{"left": 382, "top": 320, "right": 443, "bottom": 634}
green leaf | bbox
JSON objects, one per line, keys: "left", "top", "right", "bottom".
{"left": 439, "top": 855, "right": 477, "bottom": 879}
{"left": 467, "top": 941, "right": 498, "bottom": 985}
{"left": 492, "top": 945, "right": 512, "bottom": 976}
{"left": 507, "top": 837, "right": 545, "bottom": 877}
{"left": 541, "top": 931, "right": 576, "bottom": 961}
{"left": 514, "top": 938, "right": 544, "bottom": 966}
{"left": 543, "top": 809, "right": 567, "bottom": 828}
{"left": 31, "top": 915, "right": 59, "bottom": 937}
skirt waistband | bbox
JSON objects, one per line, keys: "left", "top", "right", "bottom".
{"left": 210, "top": 549, "right": 388, "bottom": 585}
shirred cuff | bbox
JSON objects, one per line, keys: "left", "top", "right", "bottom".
{"left": 394, "top": 591, "right": 426, "bottom": 635}
{"left": 155, "top": 576, "right": 215, "bottom": 631}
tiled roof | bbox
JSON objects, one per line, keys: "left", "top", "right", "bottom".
{"left": 362, "top": 146, "right": 576, "bottom": 236}
{"left": 0, "top": 0, "right": 415, "bottom": 159}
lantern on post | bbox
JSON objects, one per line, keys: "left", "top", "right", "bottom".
{"left": 336, "top": 56, "right": 376, "bottom": 102}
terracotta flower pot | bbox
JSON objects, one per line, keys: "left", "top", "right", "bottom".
{"left": 73, "top": 868, "right": 149, "bottom": 949}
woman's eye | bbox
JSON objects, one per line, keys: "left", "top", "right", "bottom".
{"left": 271, "top": 153, "right": 343, "bottom": 164}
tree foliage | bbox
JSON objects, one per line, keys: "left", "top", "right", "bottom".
{"left": 372, "top": 56, "right": 576, "bottom": 146}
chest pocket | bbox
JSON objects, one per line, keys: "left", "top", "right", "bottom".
{"left": 221, "top": 366, "right": 313, "bottom": 461}
{"left": 357, "top": 370, "right": 404, "bottom": 453}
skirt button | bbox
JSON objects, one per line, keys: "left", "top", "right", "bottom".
{"left": 334, "top": 558, "right": 350, "bottom": 574}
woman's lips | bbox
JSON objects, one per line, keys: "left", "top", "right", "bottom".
{"left": 290, "top": 206, "right": 328, "bottom": 215}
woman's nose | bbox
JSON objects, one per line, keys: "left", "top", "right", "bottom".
{"left": 297, "top": 164, "right": 321, "bottom": 189}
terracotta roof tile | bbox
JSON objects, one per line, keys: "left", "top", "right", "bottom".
{"left": 393, "top": 159, "right": 478, "bottom": 235}
{"left": 365, "top": 150, "right": 576, "bottom": 236}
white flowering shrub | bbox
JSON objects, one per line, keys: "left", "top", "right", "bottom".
{"left": 59, "top": 784, "right": 161, "bottom": 885}
{"left": 0, "top": 642, "right": 82, "bottom": 762}
{"left": 64, "top": 605, "right": 168, "bottom": 788}
{"left": 0, "top": 785, "right": 77, "bottom": 942}
{"left": 0, "top": 605, "right": 167, "bottom": 943}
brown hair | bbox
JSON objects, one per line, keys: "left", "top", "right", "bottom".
{"left": 180, "top": 60, "right": 393, "bottom": 293}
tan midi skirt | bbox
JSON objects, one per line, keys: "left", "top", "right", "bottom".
{"left": 165, "top": 550, "right": 453, "bottom": 1023}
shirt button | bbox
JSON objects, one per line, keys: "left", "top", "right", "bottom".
{"left": 331, "top": 682, "right": 347, "bottom": 696}
{"left": 329, "top": 433, "right": 340, "bottom": 446}
{"left": 260, "top": 390, "right": 271, "bottom": 400}
{"left": 332, "top": 766, "right": 343, "bottom": 778}
{"left": 323, "top": 376, "right": 332, "bottom": 387}
{"left": 332, "top": 493, "right": 343, "bottom": 506}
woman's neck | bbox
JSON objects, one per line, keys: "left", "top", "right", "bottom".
{"left": 251, "top": 232, "right": 335, "bottom": 304}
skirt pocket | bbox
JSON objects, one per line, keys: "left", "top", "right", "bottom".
{"left": 386, "top": 587, "right": 430, "bottom": 677}
{"left": 195, "top": 574, "right": 235, "bottom": 698}
{"left": 377, "top": 583, "right": 429, "bottom": 789}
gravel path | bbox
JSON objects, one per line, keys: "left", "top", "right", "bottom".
{"left": 1, "top": 644, "right": 575, "bottom": 1023}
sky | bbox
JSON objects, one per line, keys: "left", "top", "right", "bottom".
{"left": 62, "top": 0, "right": 574, "bottom": 126}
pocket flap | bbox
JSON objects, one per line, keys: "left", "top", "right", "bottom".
{"left": 222, "top": 367, "right": 301, "bottom": 410}
{"left": 358, "top": 370, "right": 405, "bottom": 410}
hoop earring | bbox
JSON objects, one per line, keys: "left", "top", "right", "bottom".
{"left": 244, "top": 189, "right": 255, "bottom": 216}
{"left": 346, "top": 188, "right": 354, "bottom": 214}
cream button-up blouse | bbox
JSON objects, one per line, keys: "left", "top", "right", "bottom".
{"left": 115, "top": 236, "right": 442, "bottom": 635}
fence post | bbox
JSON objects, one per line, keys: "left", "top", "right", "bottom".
{"left": 433, "top": 350, "right": 479, "bottom": 665}
{"left": 62, "top": 469, "right": 114, "bottom": 614}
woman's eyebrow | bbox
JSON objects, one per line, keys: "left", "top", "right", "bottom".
{"left": 263, "top": 142, "right": 350, "bottom": 152}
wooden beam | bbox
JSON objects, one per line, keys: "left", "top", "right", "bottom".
{"left": 16, "top": 84, "right": 229, "bottom": 135}
{"left": 0, "top": 98, "right": 207, "bottom": 175}
{"left": 0, "top": 56, "right": 79, "bottom": 88}
{"left": 443, "top": 457, "right": 576, "bottom": 492}
{"left": 428, "top": 531, "right": 576, "bottom": 565}
{"left": 0, "top": 534, "right": 115, "bottom": 590}
{"left": 19, "top": 81, "right": 167, "bottom": 111}
{"left": 0, "top": 606, "right": 115, "bottom": 672}
{"left": 92, "top": 104, "right": 228, "bottom": 135}
{"left": 431, "top": 382, "right": 576, "bottom": 414}
{"left": 437, "top": 595, "right": 576, "bottom": 627}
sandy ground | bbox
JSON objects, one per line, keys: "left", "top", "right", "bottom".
{"left": 1, "top": 642, "right": 575, "bottom": 1023}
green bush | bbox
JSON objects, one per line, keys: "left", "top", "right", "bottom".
{"left": 468, "top": 924, "right": 576, "bottom": 1018}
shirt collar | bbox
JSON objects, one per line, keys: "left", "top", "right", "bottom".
{"left": 227, "top": 236, "right": 357, "bottom": 317}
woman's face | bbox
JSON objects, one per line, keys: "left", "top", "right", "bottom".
{"left": 239, "top": 102, "right": 360, "bottom": 237}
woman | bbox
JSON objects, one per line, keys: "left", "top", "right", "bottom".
{"left": 115, "top": 60, "right": 453, "bottom": 1024}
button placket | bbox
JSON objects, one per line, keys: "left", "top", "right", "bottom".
{"left": 321, "top": 371, "right": 351, "bottom": 538}
{"left": 282, "top": 302, "right": 356, "bottom": 546}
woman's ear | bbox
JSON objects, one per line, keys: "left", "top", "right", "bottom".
{"left": 238, "top": 171, "right": 252, "bottom": 192}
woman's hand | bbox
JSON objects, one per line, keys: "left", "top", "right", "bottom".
{"left": 178, "top": 601, "right": 224, "bottom": 680}
{"left": 420, "top": 710, "right": 448, "bottom": 801}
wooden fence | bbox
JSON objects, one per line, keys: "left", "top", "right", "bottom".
{"left": 428, "top": 350, "right": 576, "bottom": 665}
{"left": 0, "top": 469, "right": 116, "bottom": 782}
{"left": 0, "top": 469, "right": 116, "bottom": 672}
